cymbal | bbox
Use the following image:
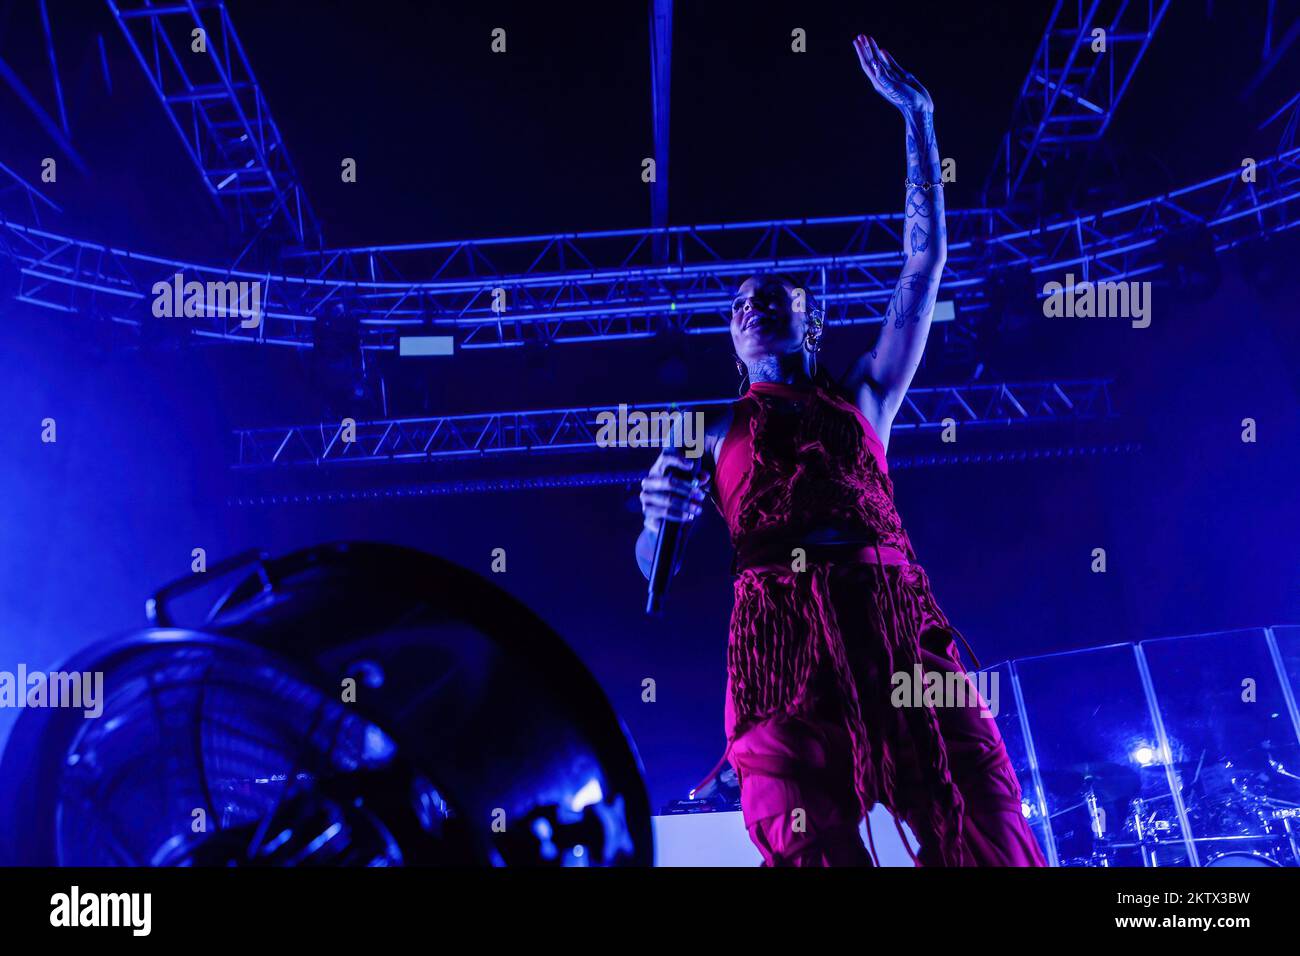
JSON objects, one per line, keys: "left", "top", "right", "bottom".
{"left": 1039, "top": 763, "right": 1142, "bottom": 804}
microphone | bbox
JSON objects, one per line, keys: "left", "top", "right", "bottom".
{"left": 645, "top": 436, "right": 703, "bottom": 615}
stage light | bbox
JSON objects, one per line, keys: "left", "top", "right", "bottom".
{"left": 363, "top": 726, "right": 397, "bottom": 762}
{"left": 570, "top": 778, "right": 605, "bottom": 813}
{"left": 1131, "top": 744, "right": 1158, "bottom": 766}
{"left": 1156, "top": 224, "right": 1221, "bottom": 302}
{"left": 399, "top": 335, "right": 454, "bottom": 357}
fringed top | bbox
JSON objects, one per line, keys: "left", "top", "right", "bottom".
{"left": 714, "top": 378, "right": 913, "bottom": 559}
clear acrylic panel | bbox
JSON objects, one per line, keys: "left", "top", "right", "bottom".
{"left": 1142, "top": 628, "right": 1300, "bottom": 868}
{"left": 977, "top": 660, "right": 1054, "bottom": 862}
{"left": 1271, "top": 625, "right": 1300, "bottom": 710}
{"left": 1012, "top": 644, "right": 1193, "bottom": 867}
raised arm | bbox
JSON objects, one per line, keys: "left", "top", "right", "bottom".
{"left": 845, "top": 36, "right": 947, "bottom": 445}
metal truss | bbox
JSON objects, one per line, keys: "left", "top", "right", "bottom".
{"left": 232, "top": 379, "right": 1114, "bottom": 470}
{"left": 986, "top": 0, "right": 1171, "bottom": 205}
{"left": 4, "top": 142, "right": 1297, "bottom": 349}
{"left": 2, "top": 1, "right": 1293, "bottom": 355}
{"left": 1250, "top": 0, "right": 1300, "bottom": 93}
{"left": 0, "top": 161, "right": 60, "bottom": 228}
{"left": 648, "top": 0, "right": 672, "bottom": 260}
{"left": 281, "top": 205, "right": 1008, "bottom": 343}
{"left": 104, "top": 0, "right": 320, "bottom": 248}
{"left": 228, "top": 444, "right": 1144, "bottom": 505}
{"left": 0, "top": 16, "right": 85, "bottom": 174}
{"left": 976, "top": 145, "right": 1300, "bottom": 286}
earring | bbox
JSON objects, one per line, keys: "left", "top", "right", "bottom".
{"left": 803, "top": 314, "right": 824, "bottom": 377}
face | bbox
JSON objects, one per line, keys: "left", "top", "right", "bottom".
{"left": 729, "top": 276, "right": 808, "bottom": 366}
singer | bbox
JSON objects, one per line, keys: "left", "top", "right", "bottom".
{"left": 636, "top": 36, "right": 1045, "bottom": 867}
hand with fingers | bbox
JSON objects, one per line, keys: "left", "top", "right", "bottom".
{"left": 853, "top": 34, "right": 933, "bottom": 114}
{"left": 639, "top": 452, "right": 708, "bottom": 535}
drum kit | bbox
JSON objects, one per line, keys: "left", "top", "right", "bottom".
{"left": 1050, "top": 745, "right": 1300, "bottom": 867}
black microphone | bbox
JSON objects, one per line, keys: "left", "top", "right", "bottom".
{"left": 645, "top": 437, "right": 703, "bottom": 615}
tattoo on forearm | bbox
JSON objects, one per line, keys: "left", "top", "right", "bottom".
{"left": 910, "top": 222, "right": 930, "bottom": 254}
{"left": 882, "top": 82, "right": 912, "bottom": 110}
{"left": 905, "top": 111, "right": 940, "bottom": 183}
{"left": 906, "top": 187, "right": 932, "bottom": 218}
{"left": 863, "top": 111, "right": 946, "bottom": 382}
{"left": 867, "top": 110, "right": 946, "bottom": 377}
{"left": 901, "top": 111, "right": 947, "bottom": 256}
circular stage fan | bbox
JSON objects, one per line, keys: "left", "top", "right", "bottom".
{"left": 0, "top": 543, "right": 652, "bottom": 866}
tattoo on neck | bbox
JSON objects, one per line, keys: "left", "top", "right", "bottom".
{"left": 747, "top": 355, "right": 812, "bottom": 385}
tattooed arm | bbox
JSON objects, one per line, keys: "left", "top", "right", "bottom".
{"left": 846, "top": 36, "right": 947, "bottom": 449}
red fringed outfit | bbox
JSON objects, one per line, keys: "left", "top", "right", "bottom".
{"left": 707, "top": 378, "right": 1046, "bottom": 867}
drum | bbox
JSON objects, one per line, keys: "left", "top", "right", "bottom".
{"left": 1204, "top": 851, "right": 1280, "bottom": 867}
{"left": 0, "top": 542, "right": 653, "bottom": 866}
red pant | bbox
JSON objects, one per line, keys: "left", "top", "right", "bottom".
{"left": 725, "top": 566, "right": 1046, "bottom": 867}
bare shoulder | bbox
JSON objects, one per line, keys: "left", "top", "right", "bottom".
{"left": 702, "top": 402, "right": 736, "bottom": 472}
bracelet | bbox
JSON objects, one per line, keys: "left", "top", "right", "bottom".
{"left": 905, "top": 178, "right": 944, "bottom": 191}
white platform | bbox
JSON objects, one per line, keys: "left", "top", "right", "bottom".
{"left": 652, "top": 807, "right": 920, "bottom": 866}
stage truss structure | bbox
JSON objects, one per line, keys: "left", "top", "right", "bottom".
{"left": 0, "top": 1, "right": 1294, "bottom": 491}
{"left": 233, "top": 379, "right": 1116, "bottom": 470}
{"left": 985, "top": 0, "right": 1173, "bottom": 205}
{"left": 104, "top": 0, "right": 320, "bottom": 249}
{"left": 2, "top": 143, "right": 1297, "bottom": 351}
